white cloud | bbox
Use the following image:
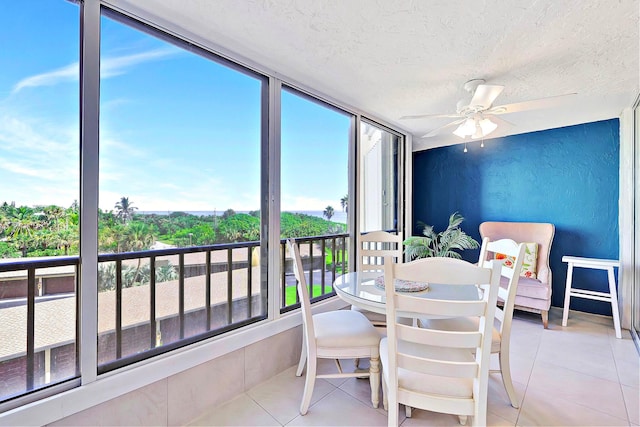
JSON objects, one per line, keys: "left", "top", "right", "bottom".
{"left": 100, "top": 47, "right": 180, "bottom": 78}
{"left": 12, "top": 63, "right": 78, "bottom": 94}
{"left": 100, "top": 135, "right": 146, "bottom": 158}
{"left": 0, "top": 116, "right": 71, "bottom": 155}
{"left": 12, "top": 47, "right": 180, "bottom": 94}
{"left": 0, "top": 111, "right": 79, "bottom": 209}
{"left": 0, "top": 160, "right": 43, "bottom": 178}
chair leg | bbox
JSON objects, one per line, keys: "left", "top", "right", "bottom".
{"left": 388, "top": 399, "right": 398, "bottom": 427}
{"left": 355, "top": 357, "right": 361, "bottom": 369}
{"left": 541, "top": 310, "right": 549, "bottom": 329}
{"left": 473, "top": 386, "right": 487, "bottom": 427}
{"left": 381, "top": 374, "right": 388, "bottom": 411}
{"left": 296, "top": 336, "right": 306, "bottom": 377}
{"left": 405, "top": 406, "right": 412, "bottom": 417}
{"left": 499, "top": 352, "right": 520, "bottom": 408}
{"left": 369, "top": 356, "right": 380, "bottom": 409}
{"left": 299, "top": 356, "right": 316, "bottom": 415}
{"left": 458, "top": 415, "right": 467, "bottom": 425}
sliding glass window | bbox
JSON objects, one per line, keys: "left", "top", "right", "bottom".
{"left": 98, "top": 10, "right": 266, "bottom": 372}
{"left": 0, "top": 0, "right": 80, "bottom": 405}
{"left": 280, "top": 87, "right": 352, "bottom": 311}
{"left": 359, "top": 121, "right": 402, "bottom": 234}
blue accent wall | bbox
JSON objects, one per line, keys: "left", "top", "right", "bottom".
{"left": 412, "top": 119, "right": 619, "bottom": 316}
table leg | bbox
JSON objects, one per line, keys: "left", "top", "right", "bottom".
{"left": 562, "top": 263, "right": 574, "bottom": 327}
{"left": 607, "top": 267, "right": 622, "bottom": 339}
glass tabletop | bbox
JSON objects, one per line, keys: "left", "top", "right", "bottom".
{"left": 333, "top": 271, "right": 481, "bottom": 315}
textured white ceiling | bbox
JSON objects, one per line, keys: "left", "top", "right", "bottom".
{"left": 105, "top": 0, "right": 639, "bottom": 151}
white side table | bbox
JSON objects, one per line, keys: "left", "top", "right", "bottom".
{"left": 561, "top": 256, "right": 621, "bottom": 338}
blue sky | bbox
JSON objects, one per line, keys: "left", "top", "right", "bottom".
{"left": 0, "top": 1, "right": 349, "bottom": 214}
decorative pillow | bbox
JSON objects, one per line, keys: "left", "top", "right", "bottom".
{"left": 495, "top": 242, "right": 538, "bottom": 279}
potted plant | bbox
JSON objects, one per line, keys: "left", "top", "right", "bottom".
{"left": 403, "top": 212, "right": 479, "bottom": 260}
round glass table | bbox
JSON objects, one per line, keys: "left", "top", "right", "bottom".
{"left": 333, "top": 271, "right": 481, "bottom": 318}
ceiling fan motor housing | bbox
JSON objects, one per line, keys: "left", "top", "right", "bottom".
{"left": 457, "top": 79, "right": 487, "bottom": 115}
{"left": 463, "top": 78, "right": 485, "bottom": 93}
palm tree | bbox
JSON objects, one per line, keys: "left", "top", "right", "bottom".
{"left": 121, "top": 222, "right": 156, "bottom": 285}
{"left": 323, "top": 205, "right": 335, "bottom": 221}
{"left": 6, "top": 206, "right": 40, "bottom": 256}
{"left": 43, "top": 205, "right": 65, "bottom": 232}
{"left": 114, "top": 197, "right": 137, "bottom": 223}
{"left": 98, "top": 262, "right": 117, "bottom": 292}
{"left": 56, "top": 228, "right": 78, "bottom": 255}
{"left": 0, "top": 212, "right": 10, "bottom": 236}
{"left": 121, "top": 222, "right": 155, "bottom": 252}
{"left": 156, "top": 264, "right": 178, "bottom": 282}
{"left": 222, "top": 224, "right": 242, "bottom": 242}
{"left": 99, "top": 223, "right": 125, "bottom": 253}
{"left": 340, "top": 195, "right": 348, "bottom": 213}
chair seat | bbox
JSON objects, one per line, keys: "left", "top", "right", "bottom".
{"left": 380, "top": 337, "right": 474, "bottom": 399}
{"left": 501, "top": 275, "right": 549, "bottom": 300}
{"left": 314, "top": 310, "right": 381, "bottom": 348}
{"left": 350, "top": 305, "right": 387, "bottom": 324}
{"left": 419, "top": 317, "right": 502, "bottom": 353}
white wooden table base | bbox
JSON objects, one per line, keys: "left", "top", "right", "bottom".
{"left": 561, "top": 256, "right": 621, "bottom": 338}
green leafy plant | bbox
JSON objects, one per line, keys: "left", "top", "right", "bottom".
{"left": 403, "top": 212, "right": 479, "bottom": 260}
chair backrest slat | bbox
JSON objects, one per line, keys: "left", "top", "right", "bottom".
{"left": 396, "top": 296, "right": 487, "bottom": 318}
{"left": 397, "top": 353, "right": 479, "bottom": 378}
{"left": 397, "top": 324, "right": 482, "bottom": 349}
{"left": 392, "top": 256, "right": 492, "bottom": 285}
{"left": 358, "top": 230, "right": 402, "bottom": 272}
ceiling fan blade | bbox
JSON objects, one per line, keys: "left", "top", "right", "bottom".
{"left": 488, "top": 93, "right": 577, "bottom": 115}
{"left": 469, "top": 84, "right": 504, "bottom": 110}
{"left": 421, "top": 118, "right": 466, "bottom": 138}
{"left": 486, "top": 114, "right": 514, "bottom": 127}
{"left": 400, "top": 113, "right": 461, "bottom": 120}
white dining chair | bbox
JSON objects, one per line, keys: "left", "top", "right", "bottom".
{"left": 287, "top": 239, "right": 381, "bottom": 415}
{"left": 380, "top": 256, "right": 502, "bottom": 427}
{"left": 353, "top": 230, "right": 403, "bottom": 326}
{"left": 419, "top": 238, "right": 526, "bottom": 408}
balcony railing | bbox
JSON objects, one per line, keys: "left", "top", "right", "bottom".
{"left": 0, "top": 256, "right": 80, "bottom": 405}
{"left": 0, "top": 233, "right": 348, "bottom": 405}
{"left": 280, "top": 233, "right": 348, "bottom": 313}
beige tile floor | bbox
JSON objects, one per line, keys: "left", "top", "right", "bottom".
{"left": 190, "top": 308, "right": 639, "bottom": 426}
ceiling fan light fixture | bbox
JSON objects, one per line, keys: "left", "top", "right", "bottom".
{"left": 453, "top": 118, "right": 476, "bottom": 138}
{"left": 479, "top": 118, "right": 497, "bottom": 136}
{"left": 471, "top": 123, "right": 484, "bottom": 139}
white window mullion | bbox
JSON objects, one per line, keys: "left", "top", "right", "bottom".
{"left": 79, "top": 0, "right": 101, "bottom": 385}
{"left": 267, "top": 77, "right": 282, "bottom": 319}
{"left": 350, "top": 115, "right": 359, "bottom": 270}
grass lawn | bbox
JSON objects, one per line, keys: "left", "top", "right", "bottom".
{"left": 285, "top": 284, "right": 332, "bottom": 305}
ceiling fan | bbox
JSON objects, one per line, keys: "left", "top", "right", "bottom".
{"left": 401, "top": 79, "right": 577, "bottom": 139}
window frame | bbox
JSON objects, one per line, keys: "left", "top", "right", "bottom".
{"left": 94, "top": 7, "right": 271, "bottom": 374}
{"left": 357, "top": 118, "right": 406, "bottom": 238}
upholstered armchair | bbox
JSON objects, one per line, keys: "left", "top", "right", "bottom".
{"left": 479, "top": 221, "right": 555, "bottom": 328}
